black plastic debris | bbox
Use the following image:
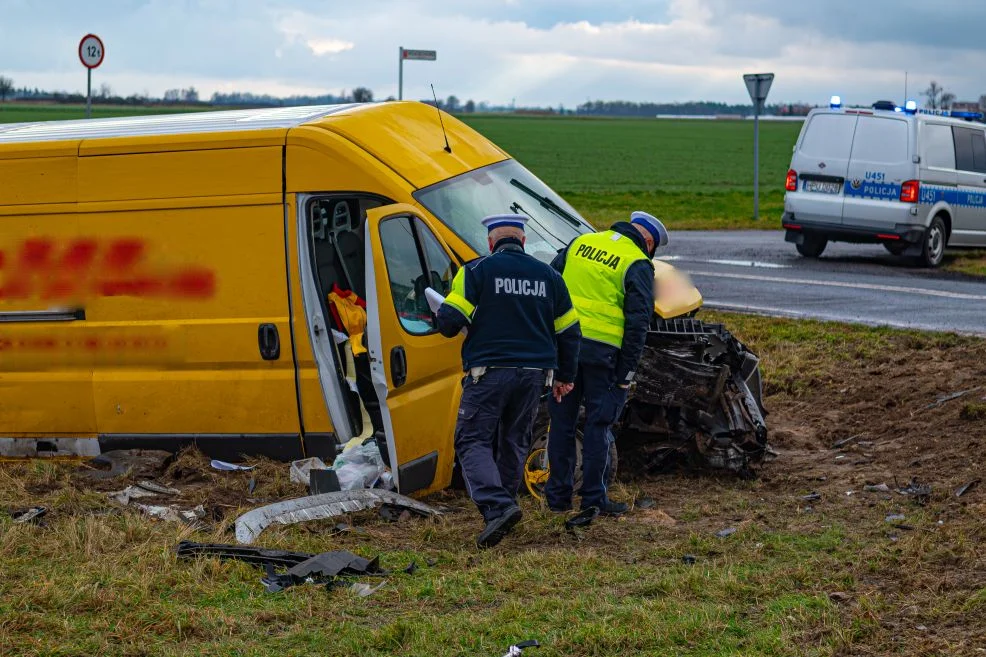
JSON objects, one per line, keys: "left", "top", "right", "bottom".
{"left": 9, "top": 507, "right": 48, "bottom": 525}
{"left": 681, "top": 554, "right": 697, "bottom": 565}
{"left": 309, "top": 469, "right": 340, "bottom": 495}
{"left": 955, "top": 479, "right": 980, "bottom": 498}
{"left": 176, "top": 541, "right": 408, "bottom": 593}
{"left": 564, "top": 506, "right": 599, "bottom": 531}
{"left": 800, "top": 492, "right": 822, "bottom": 502}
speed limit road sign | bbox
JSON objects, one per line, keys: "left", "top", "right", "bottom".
{"left": 79, "top": 34, "right": 105, "bottom": 69}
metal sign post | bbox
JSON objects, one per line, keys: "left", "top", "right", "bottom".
{"left": 398, "top": 47, "right": 437, "bottom": 100}
{"left": 79, "top": 34, "right": 105, "bottom": 119}
{"left": 744, "top": 72, "right": 774, "bottom": 220}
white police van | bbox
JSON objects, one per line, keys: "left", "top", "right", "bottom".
{"left": 783, "top": 97, "right": 986, "bottom": 267}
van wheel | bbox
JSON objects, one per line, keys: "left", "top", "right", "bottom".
{"left": 795, "top": 235, "right": 827, "bottom": 258}
{"left": 920, "top": 216, "right": 947, "bottom": 268}
{"left": 883, "top": 242, "right": 908, "bottom": 256}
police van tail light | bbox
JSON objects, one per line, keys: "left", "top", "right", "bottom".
{"left": 785, "top": 169, "right": 798, "bottom": 192}
{"left": 900, "top": 180, "right": 919, "bottom": 203}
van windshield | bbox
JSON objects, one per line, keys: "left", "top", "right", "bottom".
{"left": 413, "top": 160, "right": 593, "bottom": 263}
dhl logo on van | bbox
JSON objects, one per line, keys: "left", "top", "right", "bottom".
{"left": 0, "top": 238, "right": 216, "bottom": 301}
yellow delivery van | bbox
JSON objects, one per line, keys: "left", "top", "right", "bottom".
{"left": 0, "top": 102, "right": 701, "bottom": 495}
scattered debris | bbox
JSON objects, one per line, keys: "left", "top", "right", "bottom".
{"left": 896, "top": 478, "right": 932, "bottom": 505}
{"left": 955, "top": 479, "right": 980, "bottom": 498}
{"left": 502, "top": 640, "right": 540, "bottom": 656}
{"left": 108, "top": 481, "right": 180, "bottom": 505}
{"left": 636, "top": 509, "right": 677, "bottom": 527}
{"left": 289, "top": 457, "right": 328, "bottom": 485}
{"left": 834, "top": 455, "right": 847, "bottom": 461}
{"left": 925, "top": 387, "right": 981, "bottom": 409}
{"left": 863, "top": 483, "right": 891, "bottom": 493}
{"left": 83, "top": 449, "right": 172, "bottom": 480}
{"left": 350, "top": 581, "right": 387, "bottom": 597}
{"left": 138, "top": 504, "right": 205, "bottom": 523}
{"left": 715, "top": 527, "right": 737, "bottom": 538}
{"left": 800, "top": 492, "right": 822, "bottom": 502}
{"left": 885, "top": 514, "right": 906, "bottom": 523}
{"left": 210, "top": 459, "right": 254, "bottom": 472}
{"left": 916, "top": 625, "right": 928, "bottom": 632}
{"left": 827, "top": 592, "right": 851, "bottom": 603}
{"left": 831, "top": 435, "right": 860, "bottom": 449}
{"left": 681, "top": 554, "right": 697, "bottom": 565}
{"left": 564, "top": 506, "right": 599, "bottom": 531}
{"left": 234, "top": 489, "right": 441, "bottom": 544}
{"left": 636, "top": 496, "right": 657, "bottom": 509}
{"left": 8, "top": 507, "right": 48, "bottom": 525}
{"left": 176, "top": 541, "right": 394, "bottom": 593}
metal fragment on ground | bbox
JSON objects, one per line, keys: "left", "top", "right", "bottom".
{"left": 137, "top": 504, "right": 205, "bottom": 523}
{"left": 234, "top": 489, "right": 441, "bottom": 544}
{"left": 210, "top": 459, "right": 254, "bottom": 472}
{"left": 9, "top": 507, "right": 48, "bottom": 524}
{"left": 885, "top": 514, "right": 906, "bottom": 523}
{"left": 955, "top": 479, "right": 980, "bottom": 498}
{"left": 350, "top": 581, "right": 387, "bottom": 597}
{"left": 864, "top": 483, "right": 891, "bottom": 493}
{"left": 715, "top": 527, "right": 737, "bottom": 538}
{"left": 897, "top": 479, "right": 932, "bottom": 504}
{"left": 800, "top": 492, "right": 822, "bottom": 502}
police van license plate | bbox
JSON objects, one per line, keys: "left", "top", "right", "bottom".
{"left": 804, "top": 180, "right": 841, "bottom": 194}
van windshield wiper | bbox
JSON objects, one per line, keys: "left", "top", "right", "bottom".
{"left": 509, "top": 178, "right": 582, "bottom": 228}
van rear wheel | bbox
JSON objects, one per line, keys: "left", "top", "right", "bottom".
{"left": 795, "top": 235, "right": 827, "bottom": 258}
{"left": 920, "top": 216, "right": 947, "bottom": 268}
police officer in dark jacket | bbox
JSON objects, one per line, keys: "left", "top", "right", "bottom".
{"left": 545, "top": 211, "right": 669, "bottom": 517}
{"left": 436, "top": 214, "right": 581, "bottom": 548}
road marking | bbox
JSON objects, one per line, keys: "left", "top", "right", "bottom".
{"left": 657, "top": 255, "right": 790, "bottom": 269}
{"left": 688, "top": 270, "right": 986, "bottom": 301}
{"left": 704, "top": 300, "right": 986, "bottom": 337}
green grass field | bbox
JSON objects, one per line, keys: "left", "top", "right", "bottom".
{"left": 460, "top": 115, "right": 801, "bottom": 230}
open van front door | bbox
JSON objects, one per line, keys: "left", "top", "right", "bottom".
{"left": 363, "top": 203, "right": 463, "bottom": 495}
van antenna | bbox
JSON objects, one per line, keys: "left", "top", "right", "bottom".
{"left": 431, "top": 84, "right": 452, "bottom": 153}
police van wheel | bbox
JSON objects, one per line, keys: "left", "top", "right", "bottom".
{"left": 795, "top": 236, "right": 827, "bottom": 258}
{"left": 524, "top": 419, "right": 618, "bottom": 502}
{"left": 920, "top": 216, "right": 947, "bottom": 268}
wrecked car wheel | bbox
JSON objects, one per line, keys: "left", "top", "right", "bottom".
{"left": 523, "top": 415, "right": 617, "bottom": 502}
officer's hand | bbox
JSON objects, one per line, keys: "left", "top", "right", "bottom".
{"left": 552, "top": 381, "right": 574, "bottom": 402}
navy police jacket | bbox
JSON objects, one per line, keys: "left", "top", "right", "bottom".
{"left": 551, "top": 222, "right": 654, "bottom": 385}
{"left": 437, "top": 239, "right": 581, "bottom": 383}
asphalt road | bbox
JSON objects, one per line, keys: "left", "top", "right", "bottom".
{"left": 661, "top": 231, "right": 986, "bottom": 336}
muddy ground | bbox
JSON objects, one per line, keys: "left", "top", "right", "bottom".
{"left": 3, "top": 320, "right": 985, "bottom": 656}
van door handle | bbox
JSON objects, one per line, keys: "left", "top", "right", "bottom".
{"left": 258, "top": 323, "right": 280, "bottom": 361}
{"left": 390, "top": 346, "right": 407, "bottom": 388}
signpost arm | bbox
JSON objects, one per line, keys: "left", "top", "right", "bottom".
{"left": 753, "top": 83, "right": 760, "bottom": 220}
{"left": 398, "top": 47, "right": 403, "bottom": 101}
{"left": 86, "top": 69, "right": 92, "bottom": 119}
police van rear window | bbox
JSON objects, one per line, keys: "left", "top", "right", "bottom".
{"left": 799, "top": 114, "right": 856, "bottom": 159}
{"left": 849, "top": 116, "right": 908, "bottom": 165}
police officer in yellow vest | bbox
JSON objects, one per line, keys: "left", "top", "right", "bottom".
{"left": 545, "top": 211, "right": 669, "bottom": 517}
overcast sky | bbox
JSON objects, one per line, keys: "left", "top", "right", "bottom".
{"left": 1, "top": 0, "right": 983, "bottom": 107}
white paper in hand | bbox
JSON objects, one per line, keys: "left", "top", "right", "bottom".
{"left": 425, "top": 287, "right": 445, "bottom": 314}
{"left": 425, "top": 286, "right": 467, "bottom": 337}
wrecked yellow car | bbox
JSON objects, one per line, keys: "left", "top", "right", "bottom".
{"left": 0, "top": 102, "right": 767, "bottom": 496}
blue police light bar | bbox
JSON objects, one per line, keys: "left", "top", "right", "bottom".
{"left": 904, "top": 100, "right": 918, "bottom": 114}
{"left": 830, "top": 95, "right": 842, "bottom": 109}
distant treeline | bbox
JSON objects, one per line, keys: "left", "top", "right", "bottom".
{"left": 575, "top": 100, "right": 813, "bottom": 117}
{"left": 3, "top": 85, "right": 813, "bottom": 116}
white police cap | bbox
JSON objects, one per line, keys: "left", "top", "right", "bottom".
{"left": 630, "top": 210, "right": 670, "bottom": 248}
{"left": 481, "top": 214, "right": 528, "bottom": 232}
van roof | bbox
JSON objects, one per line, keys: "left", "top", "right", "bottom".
{"left": 0, "top": 104, "right": 363, "bottom": 143}
{"left": 807, "top": 106, "right": 984, "bottom": 127}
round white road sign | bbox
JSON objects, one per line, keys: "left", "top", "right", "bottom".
{"left": 79, "top": 34, "right": 105, "bottom": 69}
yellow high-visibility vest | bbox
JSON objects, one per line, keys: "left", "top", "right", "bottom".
{"left": 562, "top": 230, "right": 649, "bottom": 348}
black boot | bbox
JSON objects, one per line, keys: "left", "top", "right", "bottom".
{"left": 477, "top": 505, "right": 523, "bottom": 549}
